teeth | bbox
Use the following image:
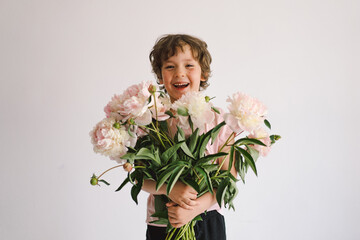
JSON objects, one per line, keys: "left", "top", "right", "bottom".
{"left": 174, "top": 83, "right": 189, "bottom": 87}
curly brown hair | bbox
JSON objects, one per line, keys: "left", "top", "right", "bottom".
{"left": 149, "top": 34, "right": 212, "bottom": 90}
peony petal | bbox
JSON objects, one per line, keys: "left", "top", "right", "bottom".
{"left": 134, "top": 110, "right": 152, "bottom": 126}
{"left": 224, "top": 113, "right": 242, "bottom": 133}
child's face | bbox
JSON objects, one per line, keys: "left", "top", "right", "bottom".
{"left": 160, "top": 45, "right": 204, "bottom": 102}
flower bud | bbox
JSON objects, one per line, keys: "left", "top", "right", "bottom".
{"left": 205, "top": 96, "right": 211, "bottom": 102}
{"left": 148, "top": 84, "right": 157, "bottom": 94}
{"left": 123, "top": 162, "right": 133, "bottom": 172}
{"left": 128, "top": 118, "right": 135, "bottom": 125}
{"left": 274, "top": 135, "right": 281, "bottom": 141}
{"left": 113, "top": 122, "right": 121, "bottom": 129}
{"left": 177, "top": 107, "right": 189, "bottom": 116}
{"left": 90, "top": 174, "right": 98, "bottom": 186}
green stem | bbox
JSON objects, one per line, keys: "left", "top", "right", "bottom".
{"left": 151, "top": 122, "right": 166, "bottom": 148}
{"left": 152, "top": 92, "right": 159, "bottom": 130}
{"left": 218, "top": 132, "right": 236, "bottom": 154}
{"left": 97, "top": 164, "right": 124, "bottom": 180}
{"left": 141, "top": 124, "right": 172, "bottom": 146}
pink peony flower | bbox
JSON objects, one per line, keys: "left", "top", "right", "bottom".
{"left": 224, "top": 92, "right": 267, "bottom": 134}
{"left": 149, "top": 93, "right": 171, "bottom": 121}
{"left": 104, "top": 94, "right": 124, "bottom": 121}
{"left": 172, "top": 91, "right": 215, "bottom": 134}
{"left": 89, "top": 118, "right": 136, "bottom": 163}
{"left": 248, "top": 127, "right": 271, "bottom": 157}
{"left": 104, "top": 81, "right": 153, "bottom": 125}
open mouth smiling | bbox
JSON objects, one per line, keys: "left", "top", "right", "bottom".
{"left": 173, "top": 83, "right": 190, "bottom": 88}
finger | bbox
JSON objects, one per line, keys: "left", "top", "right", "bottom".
{"left": 189, "top": 189, "right": 198, "bottom": 195}
{"left": 168, "top": 211, "right": 177, "bottom": 218}
{"left": 172, "top": 223, "right": 182, "bottom": 228}
{"left": 170, "top": 222, "right": 181, "bottom": 228}
{"left": 179, "top": 202, "right": 193, "bottom": 210}
{"left": 166, "top": 202, "right": 177, "bottom": 207}
{"left": 168, "top": 214, "right": 180, "bottom": 221}
{"left": 184, "top": 199, "right": 198, "bottom": 206}
{"left": 188, "top": 193, "right": 198, "bottom": 200}
{"left": 168, "top": 218, "right": 181, "bottom": 228}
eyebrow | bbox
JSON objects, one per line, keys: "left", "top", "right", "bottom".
{"left": 164, "top": 59, "right": 196, "bottom": 63}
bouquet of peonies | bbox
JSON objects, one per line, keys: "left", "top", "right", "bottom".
{"left": 90, "top": 81, "right": 280, "bottom": 240}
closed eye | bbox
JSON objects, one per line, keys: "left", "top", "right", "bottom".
{"left": 164, "top": 65, "right": 174, "bottom": 69}
{"left": 186, "top": 64, "right": 194, "bottom": 68}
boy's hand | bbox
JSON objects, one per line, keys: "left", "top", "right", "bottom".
{"left": 167, "top": 201, "right": 199, "bottom": 228}
{"left": 168, "top": 181, "right": 198, "bottom": 210}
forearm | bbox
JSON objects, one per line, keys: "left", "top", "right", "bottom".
{"left": 142, "top": 179, "right": 166, "bottom": 195}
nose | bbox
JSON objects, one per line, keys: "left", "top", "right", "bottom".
{"left": 175, "top": 67, "right": 185, "bottom": 78}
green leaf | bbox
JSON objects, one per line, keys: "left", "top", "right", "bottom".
{"left": 195, "top": 167, "right": 213, "bottom": 194}
{"left": 135, "top": 148, "right": 160, "bottom": 165}
{"left": 202, "top": 164, "right": 219, "bottom": 172}
{"left": 177, "top": 106, "right": 189, "bottom": 116}
{"left": 236, "top": 146, "right": 257, "bottom": 176}
{"left": 182, "top": 178, "right": 200, "bottom": 193}
{"left": 192, "top": 214, "right": 203, "bottom": 221}
{"left": 177, "top": 127, "right": 194, "bottom": 159}
{"left": 165, "top": 110, "right": 175, "bottom": 118}
{"left": 188, "top": 116, "right": 194, "bottom": 132}
{"left": 228, "top": 172, "right": 238, "bottom": 182}
{"left": 180, "top": 142, "right": 194, "bottom": 159}
{"left": 176, "top": 125, "right": 185, "bottom": 140}
{"left": 154, "top": 148, "right": 161, "bottom": 165}
{"left": 247, "top": 146, "right": 260, "bottom": 162}
{"left": 210, "top": 121, "right": 226, "bottom": 144}
{"left": 188, "top": 128, "right": 200, "bottom": 153}
{"left": 143, "top": 170, "right": 153, "bottom": 179}
{"left": 264, "top": 119, "right": 271, "bottom": 129}
{"left": 167, "top": 165, "right": 186, "bottom": 195}
{"left": 131, "top": 180, "right": 143, "bottom": 205}
{"left": 115, "top": 177, "right": 129, "bottom": 192}
{"left": 235, "top": 137, "right": 266, "bottom": 147}
{"left": 226, "top": 179, "right": 239, "bottom": 211}
{"left": 151, "top": 210, "right": 168, "bottom": 219}
{"left": 99, "top": 179, "right": 110, "bottom": 186}
{"left": 198, "top": 134, "right": 211, "bottom": 158}
{"left": 216, "top": 178, "right": 230, "bottom": 206}
{"left": 120, "top": 152, "right": 135, "bottom": 162}
{"left": 161, "top": 141, "right": 184, "bottom": 163}
{"left": 228, "top": 145, "right": 235, "bottom": 174}
{"left": 156, "top": 165, "right": 178, "bottom": 191}
{"left": 154, "top": 195, "right": 169, "bottom": 212}
{"left": 196, "top": 152, "right": 228, "bottom": 165}
{"left": 211, "top": 106, "right": 220, "bottom": 114}
{"left": 128, "top": 171, "right": 136, "bottom": 185}
{"left": 234, "top": 150, "right": 244, "bottom": 183}
{"left": 149, "top": 218, "right": 169, "bottom": 225}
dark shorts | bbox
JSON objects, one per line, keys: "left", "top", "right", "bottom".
{"left": 146, "top": 210, "right": 226, "bottom": 240}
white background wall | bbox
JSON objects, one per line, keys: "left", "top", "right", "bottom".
{"left": 1, "top": 0, "right": 359, "bottom": 239}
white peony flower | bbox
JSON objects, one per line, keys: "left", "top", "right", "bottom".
{"left": 172, "top": 91, "right": 215, "bottom": 134}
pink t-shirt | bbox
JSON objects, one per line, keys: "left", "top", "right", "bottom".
{"left": 146, "top": 108, "right": 233, "bottom": 226}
